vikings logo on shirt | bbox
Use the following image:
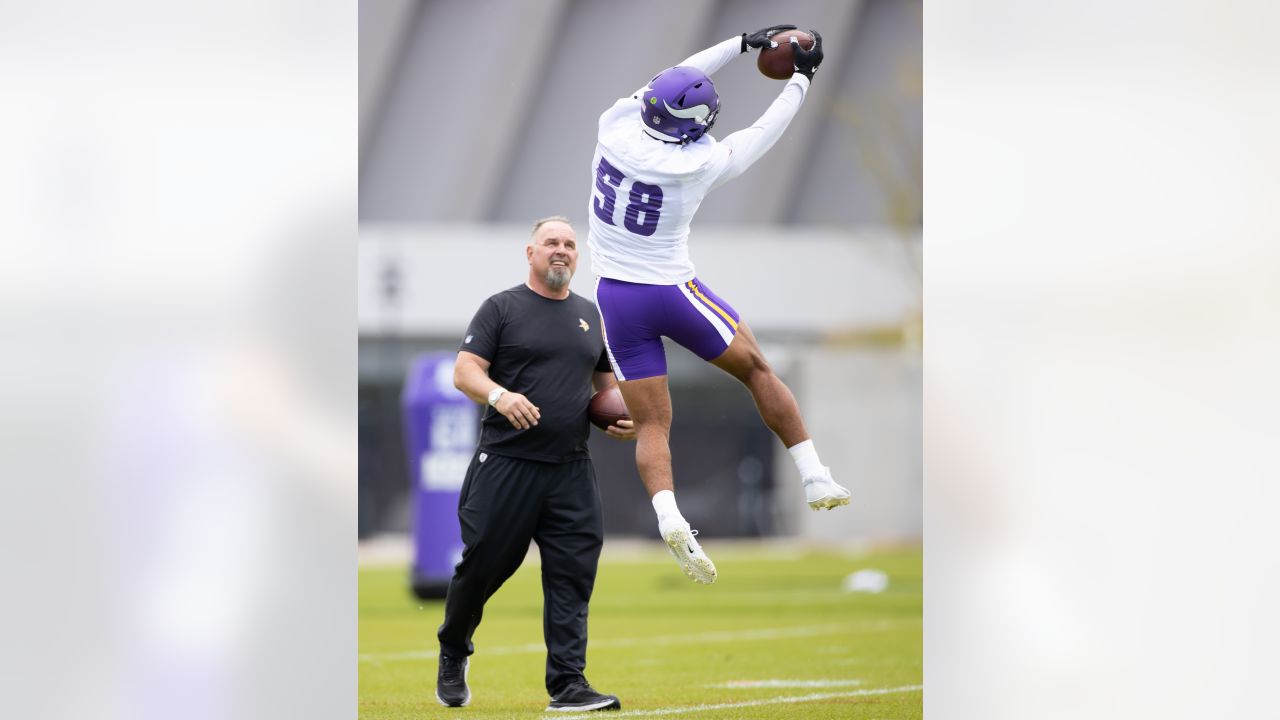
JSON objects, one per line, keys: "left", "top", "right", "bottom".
{"left": 578, "top": 318, "right": 590, "bottom": 332}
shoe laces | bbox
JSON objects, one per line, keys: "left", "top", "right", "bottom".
{"left": 557, "top": 681, "right": 595, "bottom": 699}
{"left": 803, "top": 466, "right": 833, "bottom": 483}
{"left": 439, "top": 656, "right": 464, "bottom": 682}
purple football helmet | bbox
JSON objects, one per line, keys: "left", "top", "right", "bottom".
{"left": 640, "top": 66, "right": 720, "bottom": 144}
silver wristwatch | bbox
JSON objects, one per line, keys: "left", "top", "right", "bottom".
{"left": 487, "top": 387, "right": 507, "bottom": 407}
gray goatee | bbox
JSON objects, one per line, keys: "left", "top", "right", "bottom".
{"left": 545, "top": 266, "right": 571, "bottom": 291}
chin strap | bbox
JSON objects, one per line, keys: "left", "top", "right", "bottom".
{"left": 642, "top": 126, "right": 687, "bottom": 144}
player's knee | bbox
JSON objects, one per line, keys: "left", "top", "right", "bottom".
{"left": 747, "top": 368, "right": 776, "bottom": 392}
{"left": 736, "top": 347, "right": 774, "bottom": 384}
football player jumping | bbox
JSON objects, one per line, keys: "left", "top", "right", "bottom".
{"left": 587, "top": 26, "right": 850, "bottom": 585}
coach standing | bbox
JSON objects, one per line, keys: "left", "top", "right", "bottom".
{"left": 435, "top": 216, "right": 633, "bottom": 712}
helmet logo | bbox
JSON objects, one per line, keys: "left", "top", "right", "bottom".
{"left": 664, "top": 100, "right": 713, "bottom": 125}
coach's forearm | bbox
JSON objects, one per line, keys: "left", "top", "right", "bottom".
{"left": 593, "top": 371, "right": 619, "bottom": 393}
{"left": 453, "top": 357, "right": 503, "bottom": 406}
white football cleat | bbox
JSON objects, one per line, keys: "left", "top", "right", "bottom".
{"left": 804, "top": 470, "right": 851, "bottom": 511}
{"left": 658, "top": 517, "right": 717, "bottom": 584}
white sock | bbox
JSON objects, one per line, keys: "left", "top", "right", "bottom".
{"left": 651, "top": 489, "right": 682, "bottom": 523}
{"left": 788, "top": 439, "right": 826, "bottom": 480}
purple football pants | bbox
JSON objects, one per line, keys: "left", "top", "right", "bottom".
{"left": 594, "top": 276, "right": 741, "bottom": 381}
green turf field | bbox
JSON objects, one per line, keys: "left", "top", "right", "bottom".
{"left": 359, "top": 543, "right": 921, "bottom": 719}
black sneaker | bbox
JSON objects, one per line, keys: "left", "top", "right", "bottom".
{"left": 546, "top": 682, "right": 621, "bottom": 712}
{"left": 435, "top": 654, "right": 470, "bottom": 707}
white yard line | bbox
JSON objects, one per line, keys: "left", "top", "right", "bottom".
{"left": 359, "top": 619, "right": 918, "bottom": 662}
{"left": 608, "top": 685, "right": 924, "bottom": 717}
{"left": 708, "top": 679, "right": 865, "bottom": 688}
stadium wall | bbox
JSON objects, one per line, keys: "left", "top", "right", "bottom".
{"left": 358, "top": 224, "right": 921, "bottom": 542}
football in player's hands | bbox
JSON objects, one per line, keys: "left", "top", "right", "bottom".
{"left": 741, "top": 24, "right": 798, "bottom": 53}
{"left": 791, "top": 30, "right": 823, "bottom": 80}
{"left": 757, "top": 29, "right": 815, "bottom": 80}
{"left": 588, "top": 386, "right": 630, "bottom": 431}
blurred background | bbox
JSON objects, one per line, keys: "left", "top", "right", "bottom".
{"left": 7, "top": 1, "right": 1280, "bottom": 718}
{"left": 357, "top": 0, "right": 923, "bottom": 549}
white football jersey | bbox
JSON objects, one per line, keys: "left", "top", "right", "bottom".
{"left": 587, "top": 39, "right": 809, "bottom": 285}
{"left": 586, "top": 99, "right": 732, "bottom": 284}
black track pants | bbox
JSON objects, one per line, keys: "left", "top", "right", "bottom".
{"left": 437, "top": 452, "right": 604, "bottom": 696}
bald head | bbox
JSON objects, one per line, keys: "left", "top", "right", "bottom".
{"left": 530, "top": 215, "right": 572, "bottom": 241}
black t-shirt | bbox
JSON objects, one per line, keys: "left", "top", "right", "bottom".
{"left": 459, "top": 284, "right": 612, "bottom": 463}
